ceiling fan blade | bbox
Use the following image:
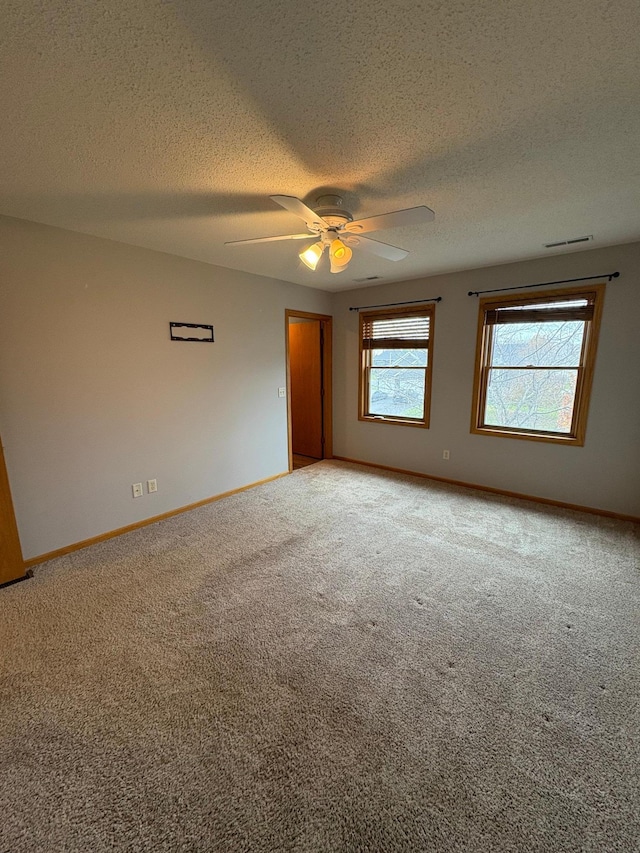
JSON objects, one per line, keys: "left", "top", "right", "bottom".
{"left": 343, "top": 235, "right": 409, "bottom": 262}
{"left": 343, "top": 205, "right": 435, "bottom": 235}
{"left": 225, "top": 233, "right": 314, "bottom": 246}
{"left": 270, "top": 195, "right": 327, "bottom": 230}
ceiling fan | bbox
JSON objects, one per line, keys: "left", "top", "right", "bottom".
{"left": 225, "top": 194, "right": 435, "bottom": 274}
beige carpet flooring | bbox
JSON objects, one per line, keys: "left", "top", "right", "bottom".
{"left": 1, "top": 460, "right": 639, "bottom": 852}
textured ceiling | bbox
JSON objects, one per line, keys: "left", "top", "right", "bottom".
{"left": 1, "top": 0, "right": 639, "bottom": 291}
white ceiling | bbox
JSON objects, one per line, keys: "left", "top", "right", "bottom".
{"left": 1, "top": 0, "right": 639, "bottom": 292}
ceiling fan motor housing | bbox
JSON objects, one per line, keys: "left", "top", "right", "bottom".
{"left": 313, "top": 195, "right": 353, "bottom": 228}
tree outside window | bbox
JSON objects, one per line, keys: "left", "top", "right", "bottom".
{"left": 471, "top": 286, "right": 605, "bottom": 445}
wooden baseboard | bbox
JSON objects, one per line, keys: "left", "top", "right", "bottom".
{"left": 24, "top": 471, "right": 290, "bottom": 568}
{"left": 22, "top": 459, "right": 638, "bottom": 568}
{"left": 332, "top": 456, "right": 640, "bottom": 524}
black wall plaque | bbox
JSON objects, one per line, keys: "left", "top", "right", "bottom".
{"left": 170, "top": 322, "right": 214, "bottom": 342}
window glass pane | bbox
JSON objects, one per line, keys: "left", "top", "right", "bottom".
{"left": 484, "top": 368, "right": 578, "bottom": 433}
{"left": 368, "top": 368, "right": 426, "bottom": 419}
{"left": 371, "top": 348, "right": 428, "bottom": 367}
{"left": 491, "top": 321, "right": 585, "bottom": 368}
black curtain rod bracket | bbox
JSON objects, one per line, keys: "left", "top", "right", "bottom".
{"left": 349, "top": 296, "right": 442, "bottom": 312}
{"left": 468, "top": 271, "right": 619, "bottom": 298}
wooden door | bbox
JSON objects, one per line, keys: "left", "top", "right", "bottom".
{"left": 0, "top": 439, "right": 24, "bottom": 585}
{"left": 289, "top": 320, "right": 323, "bottom": 458}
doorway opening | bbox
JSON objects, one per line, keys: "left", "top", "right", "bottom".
{"left": 285, "top": 310, "right": 332, "bottom": 473}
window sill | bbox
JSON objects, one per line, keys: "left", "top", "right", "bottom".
{"left": 471, "top": 425, "right": 584, "bottom": 446}
{"left": 360, "top": 415, "right": 429, "bottom": 429}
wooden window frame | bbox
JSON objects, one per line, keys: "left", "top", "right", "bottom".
{"left": 470, "top": 284, "right": 606, "bottom": 446}
{"left": 358, "top": 304, "right": 435, "bottom": 429}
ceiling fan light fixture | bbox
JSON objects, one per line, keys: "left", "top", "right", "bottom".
{"left": 329, "top": 238, "right": 352, "bottom": 267}
{"left": 330, "top": 256, "right": 348, "bottom": 273}
{"left": 299, "top": 241, "right": 324, "bottom": 270}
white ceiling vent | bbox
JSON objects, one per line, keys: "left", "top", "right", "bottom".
{"left": 352, "top": 275, "right": 382, "bottom": 282}
{"left": 544, "top": 235, "right": 593, "bottom": 249}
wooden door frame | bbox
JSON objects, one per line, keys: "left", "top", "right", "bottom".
{"left": 285, "top": 310, "right": 333, "bottom": 472}
{"left": 0, "top": 437, "right": 27, "bottom": 587}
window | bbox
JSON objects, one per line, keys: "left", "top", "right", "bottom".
{"left": 359, "top": 304, "right": 435, "bottom": 427}
{"left": 471, "top": 285, "right": 605, "bottom": 444}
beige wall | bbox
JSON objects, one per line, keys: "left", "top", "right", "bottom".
{"left": 331, "top": 242, "right": 640, "bottom": 517}
{"left": 0, "top": 216, "right": 331, "bottom": 559}
{"left": 2, "top": 216, "right": 638, "bottom": 562}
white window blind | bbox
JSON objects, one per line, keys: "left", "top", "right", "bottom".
{"left": 486, "top": 295, "right": 594, "bottom": 326}
{"left": 362, "top": 314, "right": 431, "bottom": 350}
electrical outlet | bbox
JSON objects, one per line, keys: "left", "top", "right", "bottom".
{"left": 278, "top": 387, "right": 286, "bottom": 398}
{"left": 147, "top": 479, "right": 157, "bottom": 493}
{"left": 132, "top": 482, "right": 143, "bottom": 498}
{"left": 443, "top": 450, "right": 450, "bottom": 460}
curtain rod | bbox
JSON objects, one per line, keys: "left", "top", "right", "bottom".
{"left": 468, "top": 271, "right": 619, "bottom": 297}
{"left": 349, "top": 296, "right": 442, "bottom": 312}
